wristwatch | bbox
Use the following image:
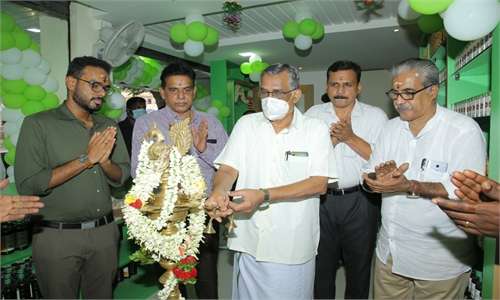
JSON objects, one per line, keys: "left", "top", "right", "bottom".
{"left": 406, "top": 180, "right": 420, "bottom": 199}
{"left": 79, "top": 154, "right": 93, "bottom": 169}
{"left": 259, "top": 188, "right": 270, "bottom": 208}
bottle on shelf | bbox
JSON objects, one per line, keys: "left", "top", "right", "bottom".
{"left": 129, "top": 261, "right": 137, "bottom": 276}
{"left": 123, "top": 265, "right": 130, "bottom": 278}
{"left": 14, "top": 218, "right": 30, "bottom": 250}
{"left": 1, "top": 222, "right": 16, "bottom": 255}
{"left": 2, "top": 278, "right": 17, "bottom": 299}
{"left": 29, "top": 268, "right": 42, "bottom": 299}
{"left": 16, "top": 273, "right": 31, "bottom": 299}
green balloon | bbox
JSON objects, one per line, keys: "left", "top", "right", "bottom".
{"left": 216, "top": 115, "right": 223, "bottom": 122}
{"left": 283, "top": 21, "right": 299, "bottom": 39}
{"left": 202, "top": 88, "right": 210, "bottom": 97}
{"left": 24, "top": 86, "right": 46, "bottom": 101}
{"left": 13, "top": 25, "right": 23, "bottom": 32}
{"left": 106, "top": 109, "right": 122, "bottom": 120}
{"left": 4, "top": 150, "right": 15, "bottom": 166}
{"left": 250, "top": 61, "right": 263, "bottom": 73}
{"left": 132, "top": 78, "right": 141, "bottom": 86}
{"left": 2, "top": 93, "right": 28, "bottom": 109}
{"left": 170, "top": 23, "right": 188, "bottom": 44}
{"left": 1, "top": 12, "right": 16, "bottom": 32}
{"left": 2, "top": 79, "right": 28, "bottom": 94}
{"left": 122, "top": 60, "right": 133, "bottom": 71}
{"left": 21, "top": 101, "right": 45, "bottom": 116}
{"left": 12, "top": 31, "right": 31, "bottom": 50}
{"left": 240, "top": 62, "right": 252, "bottom": 75}
{"left": 195, "top": 90, "right": 204, "bottom": 100}
{"left": 299, "top": 18, "right": 317, "bottom": 36}
{"left": 310, "top": 22, "right": 325, "bottom": 40}
{"left": 149, "top": 67, "right": 158, "bottom": 77}
{"left": 219, "top": 106, "right": 230, "bottom": 117}
{"left": 96, "top": 102, "right": 110, "bottom": 115}
{"left": 261, "top": 62, "right": 270, "bottom": 71}
{"left": 143, "top": 75, "right": 152, "bottom": 85}
{"left": 202, "top": 27, "right": 219, "bottom": 46}
{"left": 3, "top": 136, "right": 14, "bottom": 151}
{"left": 139, "top": 72, "right": 149, "bottom": 82}
{"left": 187, "top": 21, "right": 208, "bottom": 42}
{"left": 41, "top": 93, "right": 59, "bottom": 109}
{"left": 211, "top": 99, "right": 223, "bottom": 108}
{"left": 28, "top": 40, "right": 41, "bottom": 53}
{"left": 143, "top": 63, "right": 152, "bottom": 75}
{"left": 408, "top": 0, "right": 453, "bottom": 15}
{"left": 1, "top": 30, "right": 15, "bottom": 51}
{"left": 418, "top": 14, "right": 444, "bottom": 34}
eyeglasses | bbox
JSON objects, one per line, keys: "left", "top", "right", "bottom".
{"left": 385, "top": 85, "right": 434, "bottom": 100}
{"left": 258, "top": 89, "right": 297, "bottom": 99}
{"left": 74, "top": 77, "right": 114, "bottom": 95}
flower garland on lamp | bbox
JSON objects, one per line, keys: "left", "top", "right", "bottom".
{"left": 122, "top": 120, "right": 207, "bottom": 300}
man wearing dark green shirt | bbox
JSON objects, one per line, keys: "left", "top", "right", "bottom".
{"left": 15, "top": 56, "right": 130, "bottom": 299}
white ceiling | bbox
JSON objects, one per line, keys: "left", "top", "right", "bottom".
{"left": 3, "top": 0, "right": 422, "bottom": 73}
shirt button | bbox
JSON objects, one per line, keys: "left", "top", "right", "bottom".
{"left": 94, "top": 171, "right": 97, "bottom": 173}
{"left": 97, "top": 190, "right": 100, "bottom": 193}
{"left": 97, "top": 209, "right": 100, "bottom": 211}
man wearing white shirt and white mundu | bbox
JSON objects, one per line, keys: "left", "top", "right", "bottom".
{"left": 205, "top": 63, "right": 338, "bottom": 300}
{"left": 362, "top": 58, "right": 487, "bottom": 299}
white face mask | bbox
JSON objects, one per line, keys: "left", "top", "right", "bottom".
{"left": 261, "top": 94, "right": 294, "bottom": 121}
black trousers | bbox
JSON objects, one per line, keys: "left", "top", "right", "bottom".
{"left": 314, "top": 189, "right": 381, "bottom": 299}
{"left": 155, "top": 215, "right": 220, "bottom": 299}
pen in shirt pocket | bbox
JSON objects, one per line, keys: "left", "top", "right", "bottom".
{"left": 285, "top": 151, "right": 308, "bottom": 161}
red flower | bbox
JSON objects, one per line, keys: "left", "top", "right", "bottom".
{"left": 129, "top": 199, "right": 142, "bottom": 209}
{"left": 180, "top": 256, "right": 196, "bottom": 265}
{"left": 173, "top": 266, "right": 197, "bottom": 281}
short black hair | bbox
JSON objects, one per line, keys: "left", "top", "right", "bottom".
{"left": 321, "top": 93, "right": 330, "bottom": 103}
{"left": 243, "top": 109, "right": 256, "bottom": 115}
{"left": 160, "top": 63, "right": 196, "bottom": 88}
{"left": 66, "top": 56, "right": 112, "bottom": 78}
{"left": 126, "top": 96, "right": 146, "bottom": 109}
{"left": 326, "top": 60, "right": 362, "bottom": 84}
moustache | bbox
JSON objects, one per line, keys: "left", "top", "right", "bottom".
{"left": 333, "top": 95, "right": 348, "bottom": 100}
{"left": 395, "top": 104, "right": 413, "bottom": 110}
{"left": 92, "top": 97, "right": 104, "bottom": 101}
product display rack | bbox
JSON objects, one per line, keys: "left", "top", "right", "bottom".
{"left": 1, "top": 220, "right": 160, "bottom": 299}
{"left": 421, "top": 24, "right": 499, "bottom": 300}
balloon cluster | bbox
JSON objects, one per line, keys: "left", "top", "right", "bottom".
{"left": 398, "top": 0, "right": 500, "bottom": 41}
{"left": 1, "top": 11, "right": 61, "bottom": 184}
{"left": 282, "top": 11, "right": 325, "bottom": 50}
{"left": 239, "top": 54, "right": 269, "bottom": 83}
{"left": 170, "top": 13, "right": 219, "bottom": 57}
{"left": 113, "top": 55, "right": 163, "bottom": 90}
{"left": 192, "top": 83, "right": 230, "bottom": 121}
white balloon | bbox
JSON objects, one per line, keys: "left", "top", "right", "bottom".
{"left": 397, "top": 0, "right": 420, "bottom": 20}
{"left": 130, "top": 57, "right": 138, "bottom": 65}
{"left": 134, "top": 68, "right": 144, "bottom": 78}
{"left": 3, "top": 122, "right": 18, "bottom": 136}
{"left": 129, "top": 64, "right": 138, "bottom": 75}
{"left": 7, "top": 166, "right": 15, "bottom": 182}
{"left": 136, "top": 59, "right": 145, "bottom": 69}
{"left": 439, "top": 9, "right": 446, "bottom": 19}
{"left": 24, "top": 67, "right": 48, "bottom": 86}
{"left": 21, "top": 50, "right": 42, "bottom": 68}
{"left": 42, "top": 75, "right": 59, "bottom": 93}
{"left": 9, "top": 131, "right": 19, "bottom": 146}
{"left": 106, "top": 92, "right": 125, "bottom": 109}
{"left": 0, "top": 48, "right": 22, "bottom": 64}
{"left": 249, "top": 72, "right": 260, "bottom": 82}
{"left": 1, "top": 64, "right": 26, "bottom": 80}
{"left": 294, "top": 34, "right": 313, "bottom": 50}
{"left": 184, "top": 40, "right": 204, "bottom": 57}
{"left": 200, "top": 102, "right": 211, "bottom": 111}
{"left": 37, "top": 59, "right": 51, "bottom": 74}
{"left": 249, "top": 54, "right": 262, "bottom": 63}
{"left": 207, "top": 107, "right": 219, "bottom": 116}
{"left": 294, "top": 11, "right": 313, "bottom": 23}
{"left": 2, "top": 108, "right": 24, "bottom": 122}
{"left": 185, "top": 13, "right": 205, "bottom": 25}
{"left": 444, "top": 0, "right": 500, "bottom": 41}
{"left": 123, "top": 73, "right": 134, "bottom": 84}
{"left": 16, "top": 115, "right": 24, "bottom": 130}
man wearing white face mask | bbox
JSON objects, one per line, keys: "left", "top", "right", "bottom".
{"left": 206, "top": 63, "right": 338, "bottom": 299}
{"left": 118, "top": 97, "right": 147, "bottom": 156}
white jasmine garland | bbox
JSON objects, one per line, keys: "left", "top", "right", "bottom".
{"left": 122, "top": 141, "right": 206, "bottom": 300}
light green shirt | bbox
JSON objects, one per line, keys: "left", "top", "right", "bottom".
{"left": 15, "top": 101, "right": 130, "bottom": 222}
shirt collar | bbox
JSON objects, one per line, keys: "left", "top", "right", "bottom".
{"left": 55, "top": 100, "right": 102, "bottom": 126}
{"left": 404, "top": 102, "right": 440, "bottom": 137}
{"left": 163, "top": 105, "right": 199, "bottom": 123}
